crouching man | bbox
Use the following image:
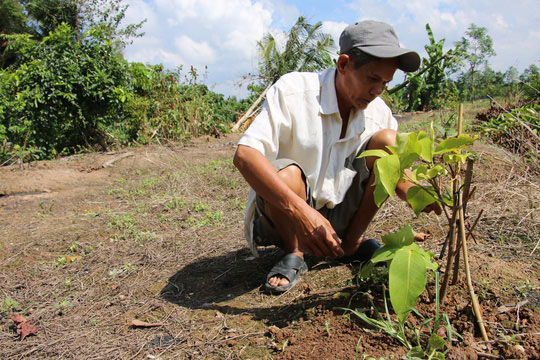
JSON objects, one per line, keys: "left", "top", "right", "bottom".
{"left": 234, "top": 20, "right": 441, "bottom": 294}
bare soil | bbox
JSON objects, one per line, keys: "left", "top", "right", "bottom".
{"left": 1, "top": 131, "right": 539, "bottom": 359}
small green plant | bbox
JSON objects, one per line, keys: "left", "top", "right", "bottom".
{"left": 515, "top": 279, "right": 538, "bottom": 299}
{"left": 342, "top": 290, "right": 410, "bottom": 350}
{"left": 54, "top": 299, "right": 74, "bottom": 309}
{"left": 39, "top": 199, "right": 55, "bottom": 213}
{"left": 69, "top": 242, "right": 79, "bottom": 253}
{"left": 281, "top": 339, "right": 289, "bottom": 352}
{"left": 55, "top": 256, "right": 67, "bottom": 267}
{"left": 355, "top": 117, "right": 486, "bottom": 350}
{"left": 359, "top": 225, "right": 438, "bottom": 323}
{"left": 324, "top": 318, "right": 333, "bottom": 336}
{"left": 166, "top": 196, "right": 185, "bottom": 210}
{"left": 108, "top": 213, "right": 137, "bottom": 231}
{"left": 359, "top": 124, "right": 476, "bottom": 319}
{"left": 186, "top": 210, "right": 223, "bottom": 227}
{"left": 108, "top": 187, "right": 129, "bottom": 198}
{"left": 193, "top": 201, "right": 210, "bottom": 212}
{"left": 1, "top": 296, "right": 19, "bottom": 313}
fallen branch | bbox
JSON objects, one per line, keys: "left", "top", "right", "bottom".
{"left": 102, "top": 152, "right": 134, "bottom": 168}
{"left": 231, "top": 85, "right": 270, "bottom": 132}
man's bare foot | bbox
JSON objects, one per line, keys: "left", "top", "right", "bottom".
{"left": 267, "top": 251, "right": 304, "bottom": 288}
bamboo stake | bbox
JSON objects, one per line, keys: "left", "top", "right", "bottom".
{"left": 457, "top": 103, "right": 464, "bottom": 135}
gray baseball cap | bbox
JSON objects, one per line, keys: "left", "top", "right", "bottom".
{"left": 339, "top": 20, "right": 421, "bottom": 72}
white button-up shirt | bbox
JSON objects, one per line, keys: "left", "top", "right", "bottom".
{"left": 238, "top": 68, "right": 397, "bottom": 255}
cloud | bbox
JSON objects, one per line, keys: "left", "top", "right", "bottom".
{"left": 121, "top": 0, "right": 540, "bottom": 96}
{"left": 124, "top": 0, "right": 275, "bottom": 96}
{"left": 174, "top": 35, "right": 216, "bottom": 65}
{"left": 321, "top": 21, "right": 347, "bottom": 53}
{"left": 343, "top": 0, "right": 540, "bottom": 73}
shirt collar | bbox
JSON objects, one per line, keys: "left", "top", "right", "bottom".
{"left": 318, "top": 68, "right": 340, "bottom": 115}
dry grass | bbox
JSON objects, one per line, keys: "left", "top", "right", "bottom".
{"left": 1, "top": 122, "right": 539, "bottom": 359}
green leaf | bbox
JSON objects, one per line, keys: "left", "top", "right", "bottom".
{"left": 406, "top": 186, "right": 439, "bottom": 216}
{"left": 433, "top": 135, "right": 475, "bottom": 154}
{"left": 395, "top": 132, "right": 411, "bottom": 154}
{"left": 373, "top": 181, "right": 390, "bottom": 207}
{"left": 396, "top": 132, "right": 421, "bottom": 169}
{"left": 431, "top": 352, "right": 446, "bottom": 360}
{"left": 359, "top": 261, "right": 375, "bottom": 278}
{"left": 426, "top": 164, "right": 447, "bottom": 178}
{"left": 370, "top": 246, "right": 401, "bottom": 263}
{"left": 374, "top": 154, "right": 400, "bottom": 199}
{"left": 442, "top": 153, "right": 469, "bottom": 164}
{"left": 389, "top": 247, "right": 427, "bottom": 323}
{"left": 358, "top": 149, "right": 390, "bottom": 159}
{"left": 410, "top": 165, "right": 428, "bottom": 182}
{"left": 381, "top": 224, "right": 415, "bottom": 247}
{"left": 371, "top": 242, "right": 425, "bottom": 265}
{"left": 406, "top": 346, "right": 425, "bottom": 359}
{"left": 428, "top": 334, "right": 446, "bottom": 351}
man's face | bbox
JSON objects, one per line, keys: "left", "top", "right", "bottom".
{"left": 337, "top": 56, "right": 398, "bottom": 111}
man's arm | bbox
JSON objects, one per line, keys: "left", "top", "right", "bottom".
{"left": 233, "top": 144, "right": 344, "bottom": 258}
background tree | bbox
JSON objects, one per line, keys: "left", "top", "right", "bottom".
{"left": 0, "top": 0, "right": 32, "bottom": 67}
{"left": 233, "top": 16, "right": 334, "bottom": 131}
{"left": 455, "top": 24, "right": 496, "bottom": 102}
{"left": 388, "top": 24, "right": 463, "bottom": 112}
{"left": 520, "top": 64, "right": 540, "bottom": 101}
{"left": 256, "top": 16, "right": 335, "bottom": 89}
{"left": 21, "top": 0, "right": 144, "bottom": 47}
{"left": 23, "top": 0, "right": 81, "bottom": 39}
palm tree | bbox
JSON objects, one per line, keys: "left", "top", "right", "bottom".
{"left": 257, "top": 16, "right": 335, "bottom": 87}
{"left": 233, "top": 16, "right": 335, "bottom": 131}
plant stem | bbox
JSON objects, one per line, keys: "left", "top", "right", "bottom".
{"left": 439, "top": 213, "right": 457, "bottom": 303}
{"left": 458, "top": 188, "right": 489, "bottom": 341}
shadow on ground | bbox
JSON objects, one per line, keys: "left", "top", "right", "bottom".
{"left": 160, "top": 246, "right": 373, "bottom": 326}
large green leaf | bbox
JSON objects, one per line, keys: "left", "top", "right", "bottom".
{"left": 389, "top": 248, "right": 428, "bottom": 323}
{"left": 373, "top": 179, "right": 390, "bottom": 207}
{"left": 417, "top": 131, "right": 433, "bottom": 162}
{"left": 374, "top": 153, "right": 400, "bottom": 199}
{"left": 381, "top": 224, "right": 415, "bottom": 247}
{"left": 433, "top": 134, "right": 475, "bottom": 154}
{"left": 406, "top": 185, "right": 439, "bottom": 216}
{"left": 358, "top": 149, "right": 390, "bottom": 159}
{"left": 370, "top": 245, "right": 401, "bottom": 263}
{"left": 396, "top": 132, "right": 421, "bottom": 169}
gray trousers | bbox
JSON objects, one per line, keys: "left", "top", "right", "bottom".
{"left": 253, "top": 149, "right": 371, "bottom": 248}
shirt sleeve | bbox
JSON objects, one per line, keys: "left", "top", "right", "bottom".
{"left": 237, "top": 83, "right": 291, "bottom": 161}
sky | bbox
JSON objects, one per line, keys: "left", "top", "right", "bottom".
{"left": 123, "top": 0, "right": 540, "bottom": 98}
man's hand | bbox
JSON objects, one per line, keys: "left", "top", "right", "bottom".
{"left": 294, "top": 205, "right": 344, "bottom": 258}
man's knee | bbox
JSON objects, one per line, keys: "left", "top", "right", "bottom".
{"left": 367, "top": 129, "right": 398, "bottom": 150}
{"left": 277, "top": 164, "right": 306, "bottom": 199}
{"left": 365, "top": 129, "right": 398, "bottom": 169}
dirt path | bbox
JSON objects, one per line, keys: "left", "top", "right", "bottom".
{"left": 1, "top": 133, "right": 539, "bottom": 359}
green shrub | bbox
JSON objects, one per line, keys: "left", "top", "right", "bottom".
{"left": 0, "top": 24, "right": 131, "bottom": 158}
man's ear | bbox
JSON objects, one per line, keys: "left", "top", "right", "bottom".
{"left": 336, "top": 54, "right": 351, "bottom": 74}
